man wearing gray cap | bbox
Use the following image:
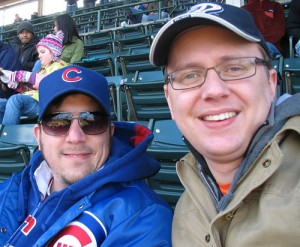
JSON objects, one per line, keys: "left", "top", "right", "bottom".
{"left": 150, "top": 2, "right": 300, "bottom": 246}
{"left": 9, "top": 21, "right": 39, "bottom": 71}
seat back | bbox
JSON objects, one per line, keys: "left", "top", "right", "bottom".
{"left": 84, "top": 30, "right": 115, "bottom": 56}
{"left": 116, "top": 52, "right": 157, "bottom": 75}
{"left": 272, "top": 57, "right": 284, "bottom": 98}
{"left": 147, "top": 119, "right": 188, "bottom": 208}
{"left": 106, "top": 76, "right": 124, "bottom": 121}
{"left": 0, "top": 143, "right": 30, "bottom": 183}
{"left": 120, "top": 71, "right": 171, "bottom": 121}
{"left": 0, "top": 124, "right": 38, "bottom": 154}
{"left": 283, "top": 58, "right": 300, "bottom": 94}
{"left": 74, "top": 56, "right": 115, "bottom": 76}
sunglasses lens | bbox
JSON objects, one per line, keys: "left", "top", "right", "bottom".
{"left": 41, "top": 112, "right": 109, "bottom": 136}
{"left": 42, "top": 113, "right": 72, "bottom": 136}
{"left": 78, "top": 112, "right": 109, "bottom": 135}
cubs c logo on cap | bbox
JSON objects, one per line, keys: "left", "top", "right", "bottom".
{"left": 62, "top": 67, "right": 82, "bottom": 82}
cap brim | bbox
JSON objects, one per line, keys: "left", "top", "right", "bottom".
{"left": 149, "top": 12, "right": 263, "bottom": 67}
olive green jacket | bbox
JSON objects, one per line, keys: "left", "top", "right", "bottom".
{"left": 173, "top": 115, "right": 300, "bottom": 247}
{"left": 61, "top": 36, "right": 84, "bottom": 64}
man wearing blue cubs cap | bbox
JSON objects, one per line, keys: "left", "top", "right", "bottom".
{"left": 150, "top": 2, "right": 300, "bottom": 246}
{"left": 0, "top": 65, "right": 172, "bottom": 246}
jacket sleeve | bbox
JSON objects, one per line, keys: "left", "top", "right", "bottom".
{"left": 70, "top": 39, "right": 84, "bottom": 64}
{"left": 102, "top": 204, "right": 173, "bottom": 247}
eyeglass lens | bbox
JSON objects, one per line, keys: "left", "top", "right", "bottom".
{"left": 41, "top": 111, "right": 109, "bottom": 136}
{"left": 168, "top": 57, "right": 268, "bottom": 90}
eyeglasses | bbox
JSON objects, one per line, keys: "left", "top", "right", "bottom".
{"left": 166, "top": 57, "right": 271, "bottom": 90}
{"left": 39, "top": 111, "right": 110, "bottom": 136}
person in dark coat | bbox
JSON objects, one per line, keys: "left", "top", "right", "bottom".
{"left": 0, "top": 41, "right": 22, "bottom": 99}
{"left": 83, "top": 0, "right": 97, "bottom": 9}
{"left": 9, "top": 21, "right": 39, "bottom": 71}
{"left": 286, "top": 0, "right": 300, "bottom": 39}
{"left": 286, "top": 0, "right": 300, "bottom": 56}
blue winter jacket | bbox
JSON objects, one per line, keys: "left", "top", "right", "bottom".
{"left": 0, "top": 122, "right": 173, "bottom": 246}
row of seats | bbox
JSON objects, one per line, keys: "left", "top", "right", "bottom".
{"left": 0, "top": 0, "right": 173, "bottom": 42}
{"left": 76, "top": 21, "right": 166, "bottom": 76}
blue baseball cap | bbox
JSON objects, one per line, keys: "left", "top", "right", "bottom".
{"left": 149, "top": 2, "right": 269, "bottom": 67}
{"left": 38, "top": 65, "right": 110, "bottom": 120}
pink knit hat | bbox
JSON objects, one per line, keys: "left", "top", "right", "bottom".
{"left": 37, "top": 30, "right": 64, "bottom": 61}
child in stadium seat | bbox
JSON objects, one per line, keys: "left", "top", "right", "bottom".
{"left": 0, "top": 31, "right": 68, "bottom": 125}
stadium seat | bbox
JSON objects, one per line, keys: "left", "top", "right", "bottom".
{"left": 272, "top": 56, "right": 284, "bottom": 97}
{"left": 146, "top": 119, "right": 188, "bottom": 208}
{"left": 116, "top": 52, "right": 158, "bottom": 75}
{"left": 114, "top": 24, "right": 151, "bottom": 52}
{"left": 107, "top": 81, "right": 119, "bottom": 121}
{"left": 0, "top": 143, "right": 30, "bottom": 183}
{"left": 283, "top": 57, "right": 300, "bottom": 94}
{"left": 84, "top": 30, "right": 115, "bottom": 56}
{"left": 119, "top": 70, "right": 171, "bottom": 122}
{"left": 0, "top": 124, "right": 38, "bottom": 154}
{"left": 0, "top": 124, "right": 45, "bottom": 183}
{"left": 74, "top": 56, "right": 115, "bottom": 76}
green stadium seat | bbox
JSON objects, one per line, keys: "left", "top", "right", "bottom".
{"left": 0, "top": 143, "right": 30, "bottom": 183}
{"left": 272, "top": 56, "right": 284, "bottom": 97}
{"left": 0, "top": 124, "right": 37, "bottom": 154}
{"left": 119, "top": 70, "right": 171, "bottom": 122}
{"left": 283, "top": 57, "right": 300, "bottom": 94}
{"left": 0, "top": 124, "right": 32, "bottom": 183}
{"left": 146, "top": 119, "right": 188, "bottom": 209}
{"left": 74, "top": 56, "right": 115, "bottom": 76}
{"left": 116, "top": 52, "right": 157, "bottom": 75}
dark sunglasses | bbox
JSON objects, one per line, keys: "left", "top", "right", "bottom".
{"left": 39, "top": 111, "right": 110, "bottom": 136}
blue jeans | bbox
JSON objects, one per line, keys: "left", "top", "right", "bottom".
{"left": 0, "top": 94, "right": 39, "bottom": 125}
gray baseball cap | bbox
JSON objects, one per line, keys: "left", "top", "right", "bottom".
{"left": 149, "top": 2, "right": 269, "bottom": 67}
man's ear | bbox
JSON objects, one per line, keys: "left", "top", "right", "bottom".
{"left": 269, "top": 68, "right": 278, "bottom": 100}
{"left": 33, "top": 124, "right": 41, "bottom": 150}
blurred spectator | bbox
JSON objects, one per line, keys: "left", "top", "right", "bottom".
{"left": 126, "top": 3, "right": 148, "bottom": 24}
{"left": 13, "top": 13, "right": 23, "bottom": 24}
{"left": 286, "top": 0, "right": 300, "bottom": 39}
{"left": 9, "top": 21, "right": 39, "bottom": 71}
{"left": 31, "top": 12, "right": 39, "bottom": 20}
{"left": 242, "top": 0, "right": 285, "bottom": 59}
{"left": 84, "top": 0, "right": 97, "bottom": 8}
{"left": 65, "top": 0, "right": 78, "bottom": 13}
{"left": 286, "top": 0, "right": 300, "bottom": 56}
{"left": 0, "top": 41, "right": 22, "bottom": 99}
{"left": 141, "top": 2, "right": 169, "bottom": 23}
